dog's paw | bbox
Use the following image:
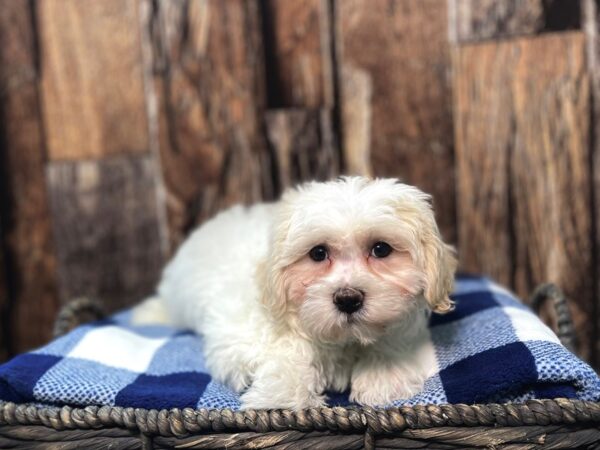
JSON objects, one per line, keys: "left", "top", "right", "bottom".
{"left": 226, "top": 371, "right": 252, "bottom": 393}
{"left": 206, "top": 360, "right": 254, "bottom": 393}
{"left": 350, "top": 366, "right": 425, "bottom": 406}
{"left": 239, "top": 386, "right": 326, "bottom": 410}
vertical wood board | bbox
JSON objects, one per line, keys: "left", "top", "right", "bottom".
{"left": 0, "top": 221, "right": 8, "bottom": 362}
{"left": 584, "top": 0, "right": 600, "bottom": 367}
{"left": 0, "top": 0, "right": 61, "bottom": 355}
{"left": 509, "top": 33, "right": 591, "bottom": 360}
{"left": 264, "top": 108, "right": 338, "bottom": 194}
{"left": 262, "top": 0, "right": 334, "bottom": 108}
{"left": 149, "top": 0, "right": 267, "bottom": 248}
{"left": 337, "top": 0, "right": 456, "bottom": 243}
{"left": 453, "top": 41, "right": 514, "bottom": 287}
{"left": 454, "top": 32, "right": 592, "bottom": 359}
{"left": 37, "top": 0, "right": 150, "bottom": 160}
{"left": 46, "top": 155, "right": 167, "bottom": 313}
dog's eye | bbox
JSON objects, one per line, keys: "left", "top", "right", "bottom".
{"left": 309, "top": 245, "right": 328, "bottom": 262}
{"left": 371, "top": 242, "right": 392, "bottom": 258}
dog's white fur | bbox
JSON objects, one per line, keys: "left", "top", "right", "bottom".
{"left": 133, "top": 177, "right": 457, "bottom": 409}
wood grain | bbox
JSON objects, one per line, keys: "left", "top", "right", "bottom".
{"left": 450, "top": 0, "right": 581, "bottom": 43}
{"left": 264, "top": 109, "right": 338, "bottom": 194}
{"left": 46, "top": 155, "right": 167, "bottom": 313}
{"left": 584, "top": 0, "right": 600, "bottom": 367}
{"left": 0, "top": 0, "right": 60, "bottom": 356}
{"left": 37, "top": 0, "right": 149, "bottom": 160}
{"left": 454, "top": 33, "right": 592, "bottom": 360}
{"left": 0, "top": 220, "right": 8, "bottom": 362}
{"left": 453, "top": 41, "right": 514, "bottom": 287}
{"left": 148, "top": 0, "right": 267, "bottom": 248}
{"left": 339, "top": 66, "right": 373, "bottom": 177}
{"left": 262, "top": 0, "right": 333, "bottom": 108}
{"left": 336, "top": 0, "right": 456, "bottom": 243}
{"left": 511, "top": 33, "right": 591, "bottom": 360}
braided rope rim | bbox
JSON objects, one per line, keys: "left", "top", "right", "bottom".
{"left": 2, "top": 399, "right": 600, "bottom": 436}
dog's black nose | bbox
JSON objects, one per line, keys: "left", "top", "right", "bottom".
{"left": 333, "top": 287, "right": 364, "bottom": 314}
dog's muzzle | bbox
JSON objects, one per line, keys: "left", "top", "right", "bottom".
{"left": 333, "top": 287, "right": 364, "bottom": 314}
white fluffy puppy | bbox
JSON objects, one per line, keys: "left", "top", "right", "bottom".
{"left": 133, "top": 177, "right": 457, "bottom": 409}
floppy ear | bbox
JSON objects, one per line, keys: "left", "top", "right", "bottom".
{"left": 421, "top": 233, "right": 457, "bottom": 314}
{"left": 390, "top": 182, "right": 457, "bottom": 313}
{"left": 258, "top": 259, "right": 289, "bottom": 321}
{"left": 257, "top": 188, "right": 299, "bottom": 321}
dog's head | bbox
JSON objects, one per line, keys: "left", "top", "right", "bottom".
{"left": 262, "top": 177, "right": 456, "bottom": 345}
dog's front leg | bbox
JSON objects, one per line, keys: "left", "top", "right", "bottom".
{"left": 239, "top": 338, "right": 326, "bottom": 410}
{"left": 350, "top": 330, "right": 437, "bottom": 406}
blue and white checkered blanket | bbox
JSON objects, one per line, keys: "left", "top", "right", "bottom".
{"left": 1, "top": 275, "right": 599, "bottom": 409}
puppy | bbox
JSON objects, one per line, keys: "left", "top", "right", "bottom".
{"left": 133, "top": 177, "right": 457, "bottom": 409}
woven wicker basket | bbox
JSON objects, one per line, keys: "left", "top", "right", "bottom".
{"left": 1, "top": 284, "right": 600, "bottom": 449}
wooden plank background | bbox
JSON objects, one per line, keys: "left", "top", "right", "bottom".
{"left": 454, "top": 32, "right": 593, "bottom": 361}
{"left": 337, "top": 0, "right": 456, "bottom": 242}
{"left": 0, "top": 0, "right": 598, "bottom": 368}
{"left": 0, "top": 0, "right": 60, "bottom": 356}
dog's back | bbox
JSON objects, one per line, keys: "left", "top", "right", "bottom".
{"left": 133, "top": 203, "right": 274, "bottom": 333}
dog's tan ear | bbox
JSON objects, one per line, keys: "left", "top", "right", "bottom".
{"left": 258, "top": 195, "right": 297, "bottom": 321}
{"left": 390, "top": 183, "right": 457, "bottom": 313}
{"left": 259, "top": 260, "right": 289, "bottom": 321}
{"left": 422, "top": 235, "right": 457, "bottom": 314}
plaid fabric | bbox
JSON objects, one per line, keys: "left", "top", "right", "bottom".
{"left": 1, "top": 275, "right": 599, "bottom": 409}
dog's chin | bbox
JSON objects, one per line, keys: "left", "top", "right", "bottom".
{"left": 298, "top": 311, "right": 388, "bottom": 346}
{"left": 342, "top": 320, "right": 386, "bottom": 346}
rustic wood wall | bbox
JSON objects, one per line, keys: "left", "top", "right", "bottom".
{"left": 0, "top": 0, "right": 598, "bottom": 367}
